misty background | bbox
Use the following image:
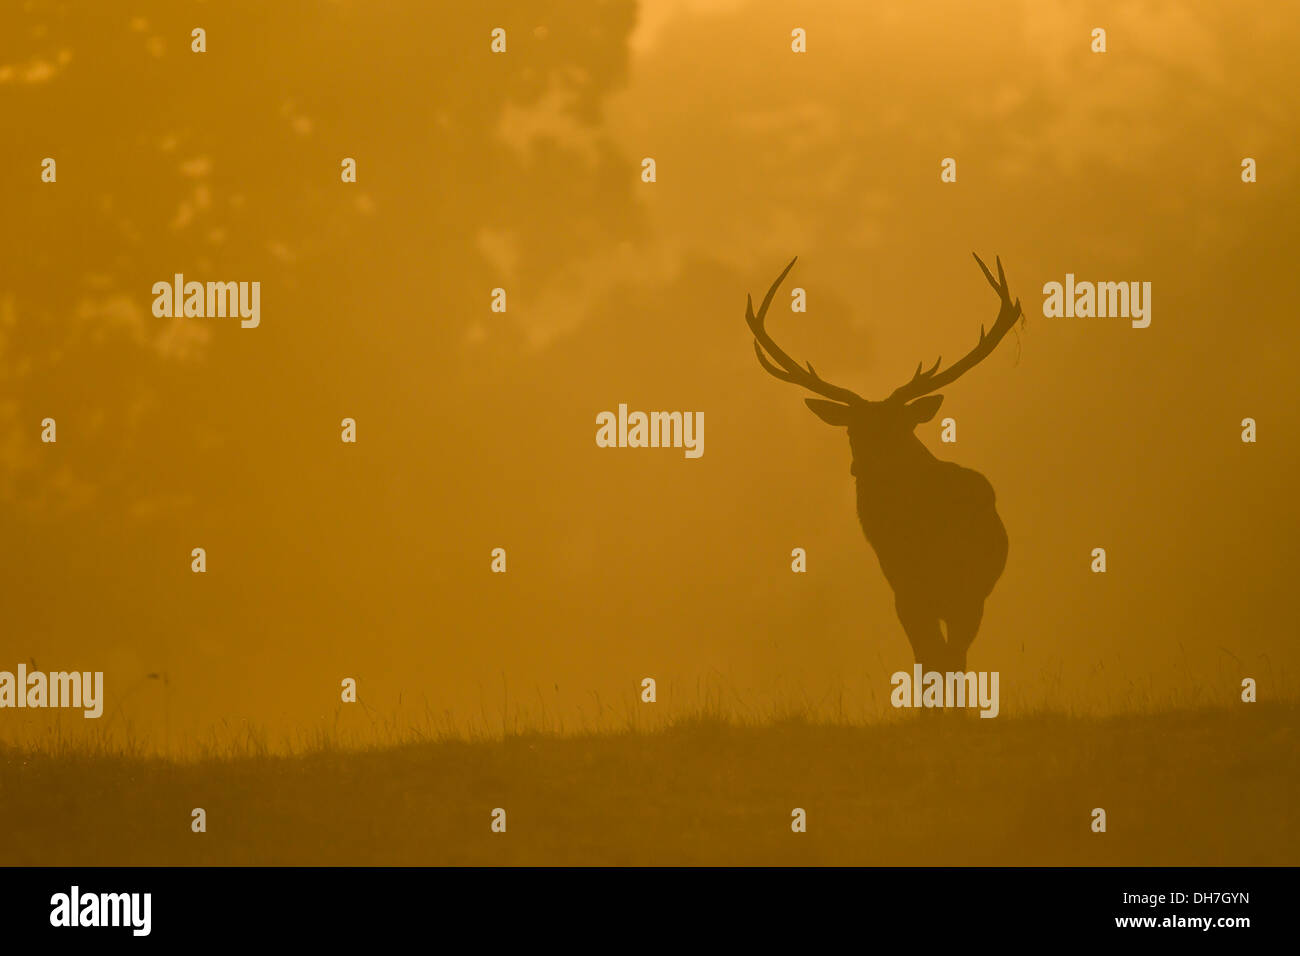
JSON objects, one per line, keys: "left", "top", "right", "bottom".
{"left": 2, "top": 0, "right": 1296, "bottom": 752}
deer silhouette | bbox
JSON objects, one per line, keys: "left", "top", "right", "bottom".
{"left": 745, "top": 253, "right": 1022, "bottom": 673}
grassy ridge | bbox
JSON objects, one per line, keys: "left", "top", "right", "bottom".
{"left": 2, "top": 704, "right": 1296, "bottom": 865}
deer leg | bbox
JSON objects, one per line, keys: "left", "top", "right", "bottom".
{"left": 894, "top": 596, "right": 947, "bottom": 674}
{"left": 944, "top": 602, "right": 985, "bottom": 672}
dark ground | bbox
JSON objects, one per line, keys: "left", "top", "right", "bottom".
{"left": 2, "top": 704, "right": 1295, "bottom": 865}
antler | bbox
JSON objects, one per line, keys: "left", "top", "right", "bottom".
{"left": 746, "top": 257, "right": 864, "bottom": 405}
{"left": 888, "top": 253, "right": 1022, "bottom": 404}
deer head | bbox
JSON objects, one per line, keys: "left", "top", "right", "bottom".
{"left": 746, "top": 253, "right": 1022, "bottom": 475}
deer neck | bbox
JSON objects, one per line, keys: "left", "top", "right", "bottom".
{"left": 850, "top": 433, "right": 937, "bottom": 492}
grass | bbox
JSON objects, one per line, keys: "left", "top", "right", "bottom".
{"left": 2, "top": 702, "right": 1296, "bottom": 865}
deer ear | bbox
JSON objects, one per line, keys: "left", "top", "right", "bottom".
{"left": 805, "top": 399, "right": 852, "bottom": 426}
{"left": 906, "top": 395, "right": 944, "bottom": 423}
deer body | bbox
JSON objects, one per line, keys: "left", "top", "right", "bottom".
{"left": 852, "top": 438, "right": 1008, "bottom": 671}
{"left": 745, "top": 254, "right": 1021, "bottom": 672}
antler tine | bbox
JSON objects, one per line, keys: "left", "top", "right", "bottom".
{"left": 896, "top": 353, "right": 944, "bottom": 395}
{"left": 746, "top": 257, "right": 863, "bottom": 405}
{"left": 888, "top": 252, "right": 1023, "bottom": 404}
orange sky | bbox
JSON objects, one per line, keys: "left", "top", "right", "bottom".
{"left": 2, "top": 0, "right": 1297, "bottom": 753}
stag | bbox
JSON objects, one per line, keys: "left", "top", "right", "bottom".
{"left": 745, "top": 254, "right": 1022, "bottom": 672}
